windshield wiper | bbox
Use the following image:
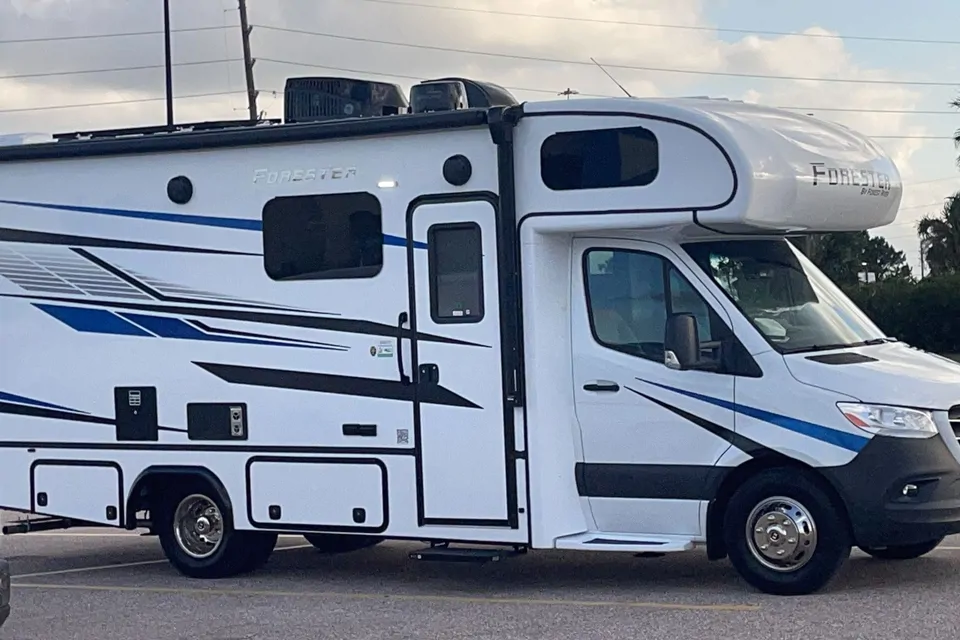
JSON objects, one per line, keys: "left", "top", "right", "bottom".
{"left": 781, "top": 337, "right": 895, "bottom": 354}
{"left": 781, "top": 343, "right": 853, "bottom": 354}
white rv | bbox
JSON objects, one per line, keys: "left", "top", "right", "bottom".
{"left": 2, "top": 76, "right": 960, "bottom": 597}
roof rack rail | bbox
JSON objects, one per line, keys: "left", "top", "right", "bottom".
{"left": 51, "top": 117, "right": 282, "bottom": 142}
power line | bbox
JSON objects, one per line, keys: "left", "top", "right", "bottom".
{"left": 346, "top": 0, "right": 960, "bottom": 47}
{"left": 0, "top": 90, "right": 247, "bottom": 114}
{"left": 0, "top": 58, "right": 242, "bottom": 81}
{"left": 257, "top": 57, "right": 960, "bottom": 137}
{"left": 261, "top": 58, "right": 953, "bottom": 117}
{"left": 780, "top": 106, "right": 959, "bottom": 116}
{"left": 252, "top": 24, "right": 960, "bottom": 88}
{"left": 0, "top": 25, "right": 231, "bottom": 45}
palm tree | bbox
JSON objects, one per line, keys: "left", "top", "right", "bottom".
{"left": 918, "top": 193, "right": 960, "bottom": 276}
{"left": 953, "top": 94, "right": 960, "bottom": 167}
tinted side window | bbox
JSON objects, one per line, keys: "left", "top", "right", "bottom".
{"left": 541, "top": 126, "right": 659, "bottom": 191}
{"left": 262, "top": 192, "right": 383, "bottom": 281}
{"left": 584, "top": 248, "right": 723, "bottom": 365}
{"left": 428, "top": 222, "right": 484, "bottom": 323}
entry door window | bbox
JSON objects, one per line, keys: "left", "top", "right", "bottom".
{"left": 584, "top": 248, "right": 722, "bottom": 365}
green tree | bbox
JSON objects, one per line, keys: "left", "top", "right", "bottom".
{"left": 794, "top": 231, "right": 913, "bottom": 286}
{"left": 918, "top": 192, "right": 960, "bottom": 276}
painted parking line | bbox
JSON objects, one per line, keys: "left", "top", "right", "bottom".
{"left": 9, "top": 582, "right": 759, "bottom": 612}
{"left": 12, "top": 543, "right": 313, "bottom": 579}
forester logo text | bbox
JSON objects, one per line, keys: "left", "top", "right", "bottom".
{"left": 253, "top": 167, "right": 358, "bottom": 184}
{"left": 810, "top": 162, "right": 892, "bottom": 196}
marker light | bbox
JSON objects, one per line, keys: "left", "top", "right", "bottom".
{"left": 378, "top": 179, "right": 398, "bottom": 189}
{"left": 837, "top": 402, "right": 938, "bottom": 439}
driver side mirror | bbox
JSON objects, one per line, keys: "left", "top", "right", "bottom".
{"left": 664, "top": 313, "right": 700, "bottom": 370}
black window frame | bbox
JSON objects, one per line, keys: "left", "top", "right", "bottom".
{"left": 427, "top": 221, "right": 485, "bottom": 324}
{"left": 581, "top": 247, "right": 762, "bottom": 377}
{"left": 261, "top": 191, "right": 384, "bottom": 282}
{"left": 540, "top": 125, "right": 660, "bottom": 192}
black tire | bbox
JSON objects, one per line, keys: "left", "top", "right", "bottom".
{"left": 303, "top": 533, "right": 383, "bottom": 554}
{"left": 860, "top": 537, "right": 944, "bottom": 560}
{"left": 156, "top": 481, "right": 263, "bottom": 579}
{"left": 723, "top": 467, "right": 851, "bottom": 596}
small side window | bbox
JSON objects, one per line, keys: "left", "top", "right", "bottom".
{"left": 583, "top": 248, "right": 724, "bottom": 366}
{"left": 262, "top": 192, "right": 383, "bottom": 281}
{"left": 541, "top": 125, "right": 659, "bottom": 191}
{"left": 428, "top": 222, "right": 484, "bottom": 323}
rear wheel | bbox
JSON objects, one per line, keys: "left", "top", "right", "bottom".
{"left": 723, "top": 468, "right": 851, "bottom": 596}
{"left": 302, "top": 533, "right": 383, "bottom": 554}
{"left": 157, "top": 483, "right": 275, "bottom": 578}
{"left": 860, "top": 537, "right": 944, "bottom": 560}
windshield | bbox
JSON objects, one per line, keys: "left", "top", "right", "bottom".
{"left": 682, "top": 238, "right": 889, "bottom": 354}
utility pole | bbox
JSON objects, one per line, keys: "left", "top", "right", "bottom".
{"left": 163, "top": 0, "right": 174, "bottom": 127}
{"left": 237, "top": 0, "right": 258, "bottom": 122}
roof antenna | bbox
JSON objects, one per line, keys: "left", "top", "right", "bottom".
{"left": 590, "top": 57, "right": 633, "bottom": 98}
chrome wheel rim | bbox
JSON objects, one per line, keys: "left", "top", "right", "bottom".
{"left": 173, "top": 494, "right": 224, "bottom": 559}
{"left": 746, "top": 496, "right": 817, "bottom": 572}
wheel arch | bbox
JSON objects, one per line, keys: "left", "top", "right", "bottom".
{"left": 705, "top": 453, "right": 854, "bottom": 560}
{"left": 126, "top": 465, "right": 235, "bottom": 531}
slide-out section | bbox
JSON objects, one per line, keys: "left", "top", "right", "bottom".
{"left": 31, "top": 460, "right": 124, "bottom": 526}
{"left": 245, "top": 456, "right": 388, "bottom": 533}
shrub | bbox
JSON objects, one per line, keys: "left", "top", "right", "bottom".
{"left": 842, "top": 274, "right": 960, "bottom": 355}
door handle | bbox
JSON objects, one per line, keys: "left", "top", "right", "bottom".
{"left": 397, "top": 311, "right": 411, "bottom": 386}
{"left": 583, "top": 380, "right": 620, "bottom": 393}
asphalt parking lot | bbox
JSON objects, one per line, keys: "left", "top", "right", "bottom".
{"left": 4, "top": 513, "right": 960, "bottom": 640}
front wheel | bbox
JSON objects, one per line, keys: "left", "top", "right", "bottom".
{"left": 723, "top": 468, "right": 851, "bottom": 596}
{"left": 860, "top": 537, "right": 944, "bottom": 560}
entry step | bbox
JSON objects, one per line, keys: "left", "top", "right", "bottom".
{"left": 554, "top": 532, "right": 696, "bottom": 553}
{"left": 409, "top": 545, "right": 525, "bottom": 564}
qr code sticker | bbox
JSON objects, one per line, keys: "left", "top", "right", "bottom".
{"left": 397, "top": 429, "right": 410, "bottom": 445}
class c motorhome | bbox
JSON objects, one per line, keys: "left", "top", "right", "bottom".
{"left": 2, "top": 76, "right": 960, "bottom": 596}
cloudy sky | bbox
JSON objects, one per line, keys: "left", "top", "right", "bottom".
{"left": 2, "top": 0, "right": 959, "bottom": 272}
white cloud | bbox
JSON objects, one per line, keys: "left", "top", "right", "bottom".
{"left": 1, "top": 0, "right": 953, "bottom": 257}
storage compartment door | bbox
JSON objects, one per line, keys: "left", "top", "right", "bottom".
{"left": 246, "top": 457, "right": 387, "bottom": 532}
{"left": 32, "top": 461, "right": 124, "bottom": 526}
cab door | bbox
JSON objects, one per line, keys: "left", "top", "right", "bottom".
{"left": 571, "top": 238, "right": 739, "bottom": 536}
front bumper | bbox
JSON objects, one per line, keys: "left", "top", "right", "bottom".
{"left": 821, "top": 431, "right": 960, "bottom": 548}
{"left": 0, "top": 558, "right": 9, "bottom": 628}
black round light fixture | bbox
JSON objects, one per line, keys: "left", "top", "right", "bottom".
{"left": 442, "top": 154, "right": 472, "bottom": 186}
{"left": 167, "top": 175, "right": 194, "bottom": 205}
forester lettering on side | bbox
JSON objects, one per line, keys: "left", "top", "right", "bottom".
{"left": 810, "top": 162, "right": 892, "bottom": 196}
{"left": 252, "top": 167, "right": 358, "bottom": 185}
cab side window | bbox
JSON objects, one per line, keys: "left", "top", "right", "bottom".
{"left": 584, "top": 248, "right": 725, "bottom": 366}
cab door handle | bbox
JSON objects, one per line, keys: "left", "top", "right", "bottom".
{"left": 583, "top": 380, "right": 620, "bottom": 393}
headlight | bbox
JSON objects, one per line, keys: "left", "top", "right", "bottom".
{"left": 837, "top": 403, "right": 938, "bottom": 438}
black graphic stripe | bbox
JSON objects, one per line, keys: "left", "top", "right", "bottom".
{"left": 0, "top": 227, "right": 261, "bottom": 256}
{"left": 194, "top": 361, "right": 482, "bottom": 409}
{"left": 0, "top": 440, "right": 415, "bottom": 455}
{"left": 0, "top": 401, "right": 187, "bottom": 434}
{"left": 575, "top": 462, "right": 728, "bottom": 501}
{"left": 69, "top": 248, "right": 314, "bottom": 314}
{"left": 0, "top": 293, "right": 489, "bottom": 347}
{"left": 186, "top": 320, "right": 349, "bottom": 351}
{"left": 624, "top": 385, "right": 773, "bottom": 457}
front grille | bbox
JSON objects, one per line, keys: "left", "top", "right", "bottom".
{"left": 949, "top": 405, "right": 960, "bottom": 441}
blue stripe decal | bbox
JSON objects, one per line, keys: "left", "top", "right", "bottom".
{"left": 33, "top": 303, "right": 154, "bottom": 337}
{"left": 0, "top": 199, "right": 427, "bottom": 249}
{"left": 118, "top": 312, "right": 323, "bottom": 349}
{"left": 637, "top": 379, "right": 870, "bottom": 453}
{"left": 0, "top": 390, "right": 87, "bottom": 414}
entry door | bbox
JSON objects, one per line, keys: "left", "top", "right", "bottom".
{"left": 407, "top": 196, "right": 513, "bottom": 527}
{"left": 571, "top": 238, "right": 737, "bottom": 537}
